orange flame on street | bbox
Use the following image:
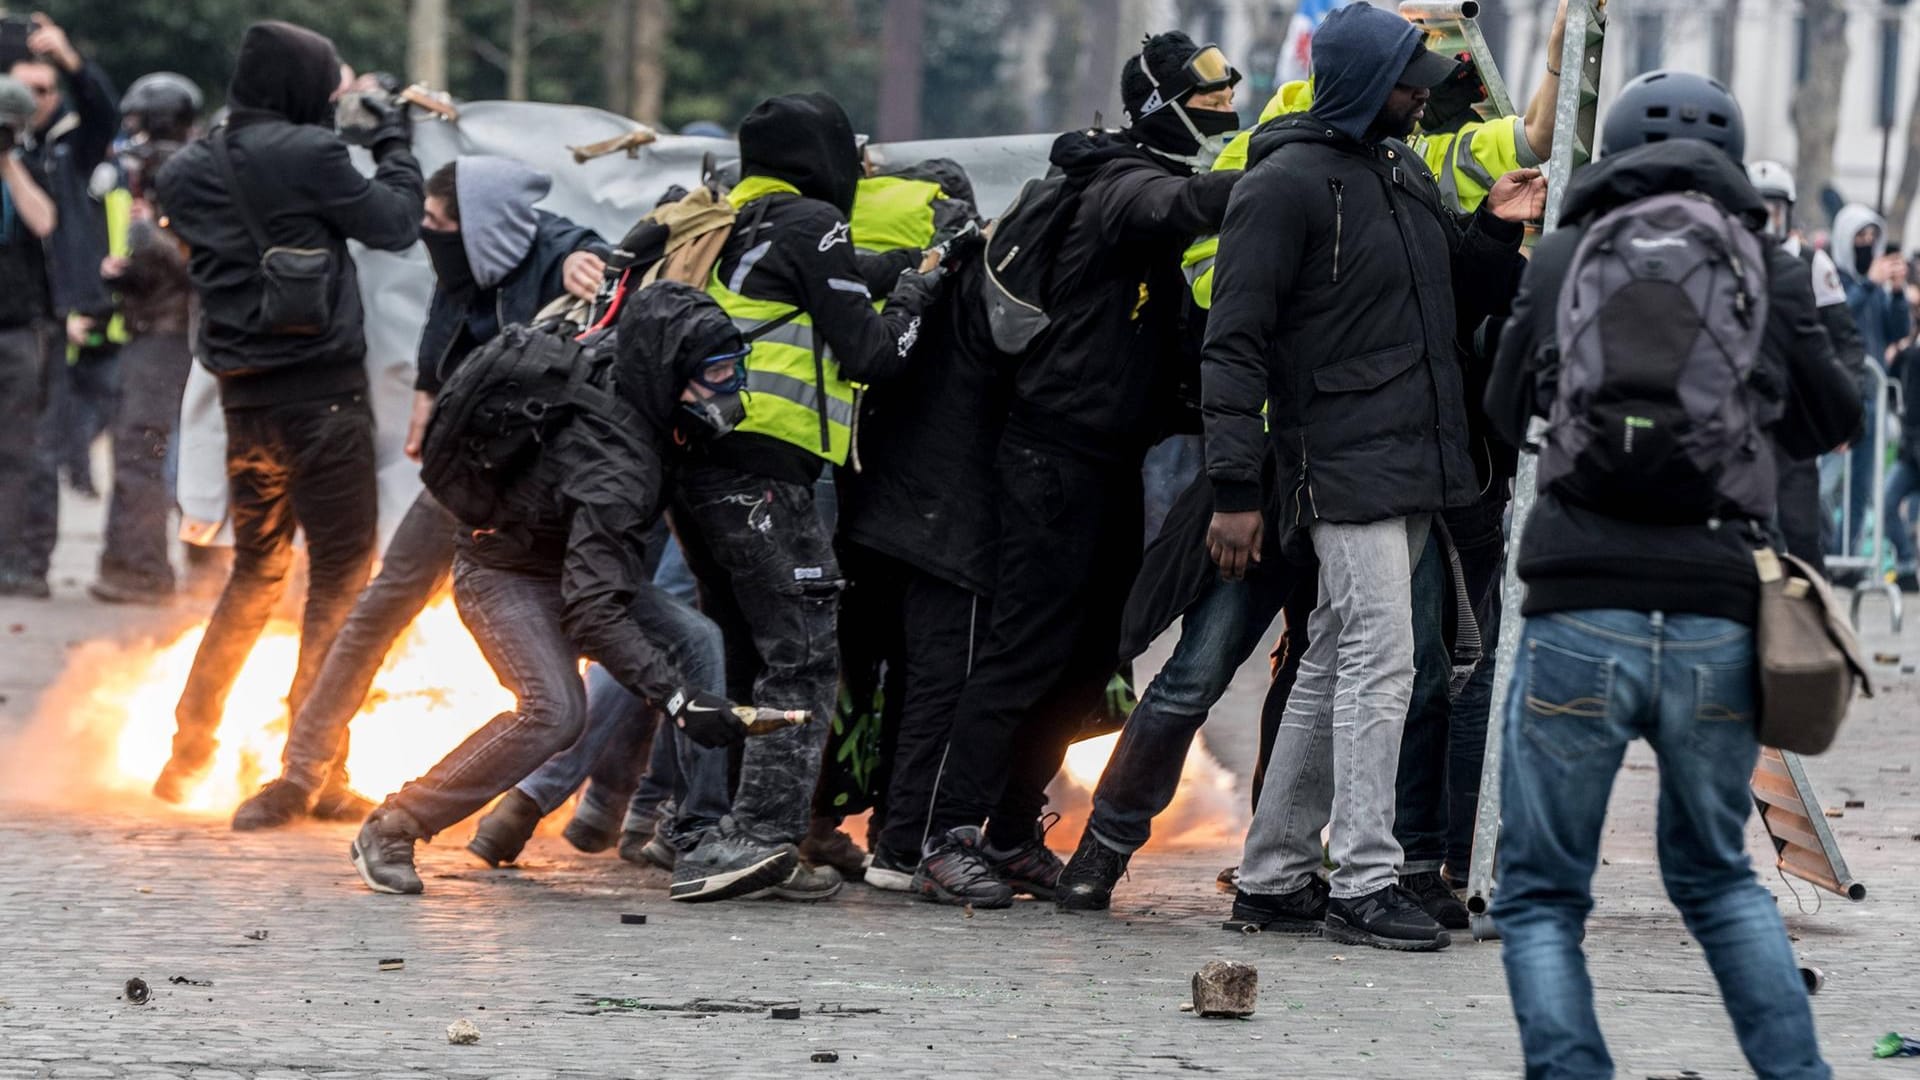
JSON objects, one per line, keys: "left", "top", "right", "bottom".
{"left": 1, "top": 596, "right": 507, "bottom": 815}
{"left": 1047, "top": 730, "right": 1247, "bottom": 852}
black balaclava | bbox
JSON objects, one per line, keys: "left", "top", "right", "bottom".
{"left": 422, "top": 228, "right": 476, "bottom": 296}
{"left": 1855, "top": 243, "right": 1876, "bottom": 278}
{"left": 1121, "top": 31, "right": 1241, "bottom": 166}
{"left": 614, "top": 280, "right": 748, "bottom": 436}
{"left": 736, "top": 92, "right": 862, "bottom": 216}
{"left": 226, "top": 21, "right": 340, "bottom": 127}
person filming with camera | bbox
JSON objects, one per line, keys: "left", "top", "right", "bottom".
{"left": 0, "top": 72, "right": 57, "bottom": 597}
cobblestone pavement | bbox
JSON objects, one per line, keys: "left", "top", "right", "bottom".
{"left": 2, "top": 493, "right": 1918, "bottom": 1078}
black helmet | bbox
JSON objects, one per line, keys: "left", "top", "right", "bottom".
{"left": 120, "top": 72, "right": 204, "bottom": 141}
{"left": 1599, "top": 70, "right": 1745, "bottom": 162}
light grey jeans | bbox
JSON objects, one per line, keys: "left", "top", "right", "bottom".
{"left": 1239, "top": 513, "right": 1431, "bottom": 900}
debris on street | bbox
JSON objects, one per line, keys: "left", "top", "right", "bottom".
{"left": 447, "top": 1018, "right": 481, "bottom": 1045}
{"left": 123, "top": 978, "right": 149, "bottom": 1005}
{"left": 1191, "top": 959, "right": 1258, "bottom": 1018}
{"left": 379, "top": 958, "right": 404, "bottom": 971}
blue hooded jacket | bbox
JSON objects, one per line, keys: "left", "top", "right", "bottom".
{"left": 1308, "top": 2, "right": 1426, "bottom": 143}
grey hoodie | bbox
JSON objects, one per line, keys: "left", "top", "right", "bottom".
{"left": 455, "top": 155, "right": 551, "bottom": 290}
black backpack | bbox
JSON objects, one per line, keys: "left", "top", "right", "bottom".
{"left": 981, "top": 171, "right": 1084, "bottom": 354}
{"left": 419, "top": 320, "right": 633, "bottom": 529}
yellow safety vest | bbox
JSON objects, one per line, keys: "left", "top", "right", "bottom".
{"left": 850, "top": 175, "right": 943, "bottom": 253}
{"left": 707, "top": 175, "right": 859, "bottom": 465}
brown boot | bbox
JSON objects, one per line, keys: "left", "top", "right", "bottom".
{"left": 466, "top": 789, "right": 543, "bottom": 867}
{"left": 799, "top": 816, "right": 867, "bottom": 881}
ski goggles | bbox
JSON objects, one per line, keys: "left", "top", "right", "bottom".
{"left": 1137, "top": 43, "right": 1241, "bottom": 115}
{"left": 692, "top": 346, "right": 751, "bottom": 395}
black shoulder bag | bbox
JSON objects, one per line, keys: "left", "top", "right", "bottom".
{"left": 210, "top": 127, "right": 336, "bottom": 336}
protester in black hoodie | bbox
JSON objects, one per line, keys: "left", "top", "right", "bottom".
{"left": 665, "top": 91, "right": 944, "bottom": 903}
{"left": 908, "top": 32, "right": 1241, "bottom": 909}
{"left": 1201, "top": 2, "right": 1538, "bottom": 951}
{"left": 1482, "top": 71, "right": 1854, "bottom": 1080}
{"left": 150, "top": 21, "right": 423, "bottom": 803}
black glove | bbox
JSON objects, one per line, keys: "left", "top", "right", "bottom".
{"left": 666, "top": 688, "right": 810, "bottom": 749}
{"left": 930, "top": 220, "right": 984, "bottom": 269}
{"left": 336, "top": 90, "right": 410, "bottom": 151}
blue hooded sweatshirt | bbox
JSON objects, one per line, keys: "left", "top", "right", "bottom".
{"left": 1308, "top": 2, "right": 1426, "bottom": 143}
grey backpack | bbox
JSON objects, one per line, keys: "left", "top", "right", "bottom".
{"left": 1541, "top": 191, "right": 1778, "bottom": 524}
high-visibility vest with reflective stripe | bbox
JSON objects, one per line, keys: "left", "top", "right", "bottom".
{"left": 706, "top": 258, "right": 858, "bottom": 465}
{"left": 850, "top": 175, "right": 943, "bottom": 253}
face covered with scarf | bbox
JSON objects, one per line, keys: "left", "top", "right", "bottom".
{"left": 1122, "top": 33, "right": 1243, "bottom": 170}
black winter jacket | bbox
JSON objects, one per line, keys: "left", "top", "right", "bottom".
{"left": 1484, "top": 140, "right": 1862, "bottom": 624}
{"left": 1202, "top": 115, "right": 1524, "bottom": 539}
{"left": 22, "top": 59, "right": 118, "bottom": 318}
{"left": 456, "top": 283, "right": 739, "bottom": 704}
{"left": 414, "top": 211, "right": 608, "bottom": 394}
{"left": 1008, "top": 131, "right": 1236, "bottom": 458}
{"left": 154, "top": 24, "right": 422, "bottom": 408}
{"left": 838, "top": 258, "right": 1010, "bottom": 595}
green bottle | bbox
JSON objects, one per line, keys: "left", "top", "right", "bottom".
{"left": 1874, "top": 1033, "right": 1920, "bottom": 1058}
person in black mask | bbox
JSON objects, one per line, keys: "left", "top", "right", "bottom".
{"left": 151, "top": 20, "right": 422, "bottom": 805}
{"left": 230, "top": 156, "right": 609, "bottom": 831}
{"left": 908, "top": 32, "right": 1242, "bottom": 907}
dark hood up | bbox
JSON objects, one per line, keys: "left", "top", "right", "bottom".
{"left": 227, "top": 21, "right": 339, "bottom": 127}
{"left": 1049, "top": 128, "right": 1157, "bottom": 179}
{"left": 1307, "top": 3, "right": 1424, "bottom": 143}
{"left": 1560, "top": 138, "right": 1767, "bottom": 229}
{"left": 613, "top": 280, "right": 746, "bottom": 430}
{"left": 737, "top": 92, "right": 862, "bottom": 215}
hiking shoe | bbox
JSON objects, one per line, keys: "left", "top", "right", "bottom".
{"left": 985, "top": 813, "right": 1065, "bottom": 899}
{"left": 0, "top": 572, "right": 51, "bottom": 599}
{"left": 1216, "top": 865, "right": 1239, "bottom": 893}
{"left": 1401, "top": 870, "right": 1470, "bottom": 931}
{"left": 563, "top": 801, "right": 623, "bottom": 854}
{"left": 1221, "top": 877, "right": 1331, "bottom": 934}
{"left": 467, "top": 789, "right": 542, "bottom": 867}
{"left": 350, "top": 805, "right": 425, "bottom": 895}
{"left": 88, "top": 576, "right": 174, "bottom": 606}
{"left": 1324, "top": 884, "right": 1451, "bottom": 951}
{"left": 231, "top": 779, "right": 313, "bottom": 831}
{"left": 670, "top": 827, "right": 798, "bottom": 903}
{"left": 151, "top": 754, "right": 210, "bottom": 804}
{"left": 864, "top": 845, "right": 918, "bottom": 891}
{"left": 764, "top": 860, "right": 843, "bottom": 901}
{"left": 310, "top": 783, "right": 374, "bottom": 823}
{"left": 800, "top": 818, "right": 868, "bottom": 881}
{"left": 1056, "top": 830, "right": 1130, "bottom": 912}
{"left": 913, "top": 826, "right": 1014, "bottom": 908}
{"left": 619, "top": 828, "right": 677, "bottom": 870}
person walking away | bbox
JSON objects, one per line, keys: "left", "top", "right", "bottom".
{"left": 1483, "top": 70, "right": 1859, "bottom": 1079}
{"left": 150, "top": 21, "right": 423, "bottom": 802}
{"left": 228, "top": 155, "right": 608, "bottom": 829}
{"left": 1201, "top": 2, "right": 1537, "bottom": 951}
{"left": 350, "top": 284, "right": 792, "bottom": 896}
{"left": 9, "top": 12, "right": 115, "bottom": 593}
{"left": 0, "top": 75, "right": 58, "bottom": 597}
{"left": 910, "top": 32, "right": 1243, "bottom": 908}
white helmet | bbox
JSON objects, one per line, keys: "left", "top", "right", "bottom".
{"left": 1747, "top": 159, "right": 1797, "bottom": 204}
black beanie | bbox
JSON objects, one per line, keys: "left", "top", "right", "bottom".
{"left": 1121, "top": 31, "right": 1201, "bottom": 125}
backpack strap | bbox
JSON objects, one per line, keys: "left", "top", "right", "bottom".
{"left": 209, "top": 127, "right": 273, "bottom": 257}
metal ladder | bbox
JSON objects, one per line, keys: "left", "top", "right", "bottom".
{"left": 1398, "top": 0, "right": 1519, "bottom": 120}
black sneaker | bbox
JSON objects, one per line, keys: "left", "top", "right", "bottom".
{"left": 1401, "top": 870, "right": 1470, "bottom": 931}
{"left": 466, "top": 789, "right": 542, "bottom": 867}
{"left": 800, "top": 818, "right": 868, "bottom": 881}
{"left": 350, "top": 805, "right": 425, "bottom": 895}
{"left": 310, "top": 783, "right": 375, "bottom": 823}
{"left": 985, "top": 813, "right": 1065, "bottom": 899}
{"left": 0, "top": 572, "right": 51, "bottom": 599}
{"left": 913, "top": 826, "right": 1014, "bottom": 908}
{"left": 231, "top": 779, "right": 313, "bottom": 831}
{"left": 863, "top": 845, "right": 918, "bottom": 892}
{"left": 1324, "top": 884, "right": 1451, "bottom": 951}
{"left": 1055, "top": 829, "right": 1130, "bottom": 912}
{"left": 1221, "top": 877, "right": 1331, "bottom": 934}
{"left": 670, "top": 826, "right": 798, "bottom": 903}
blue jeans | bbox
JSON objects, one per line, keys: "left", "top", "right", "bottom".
{"left": 1493, "top": 610, "right": 1828, "bottom": 1080}
{"left": 1087, "top": 558, "right": 1297, "bottom": 853}
{"left": 516, "top": 662, "right": 731, "bottom": 847}
{"left": 1881, "top": 458, "right": 1919, "bottom": 568}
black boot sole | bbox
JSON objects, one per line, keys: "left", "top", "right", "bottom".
{"left": 911, "top": 874, "right": 1014, "bottom": 909}
{"left": 1055, "top": 887, "right": 1114, "bottom": 912}
{"left": 1323, "top": 917, "right": 1451, "bottom": 952}
{"left": 1221, "top": 913, "right": 1322, "bottom": 934}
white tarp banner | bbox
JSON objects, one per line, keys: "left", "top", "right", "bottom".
{"left": 178, "top": 99, "right": 1057, "bottom": 548}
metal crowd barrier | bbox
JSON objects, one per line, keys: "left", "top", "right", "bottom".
{"left": 1826, "top": 361, "right": 1906, "bottom": 634}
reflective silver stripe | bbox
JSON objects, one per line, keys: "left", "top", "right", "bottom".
{"left": 1182, "top": 254, "right": 1216, "bottom": 287}
{"left": 827, "top": 277, "right": 872, "bottom": 297}
{"left": 730, "top": 315, "right": 816, "bottom": 352}
{"left": 746, "top": 368, "right": 855, "bottom": 427}
{"left": 726, "top": 240, "right": 774, "bottom": 294}
{"left": 1454, "top": 128, "right": 1496, "bottom": 190}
